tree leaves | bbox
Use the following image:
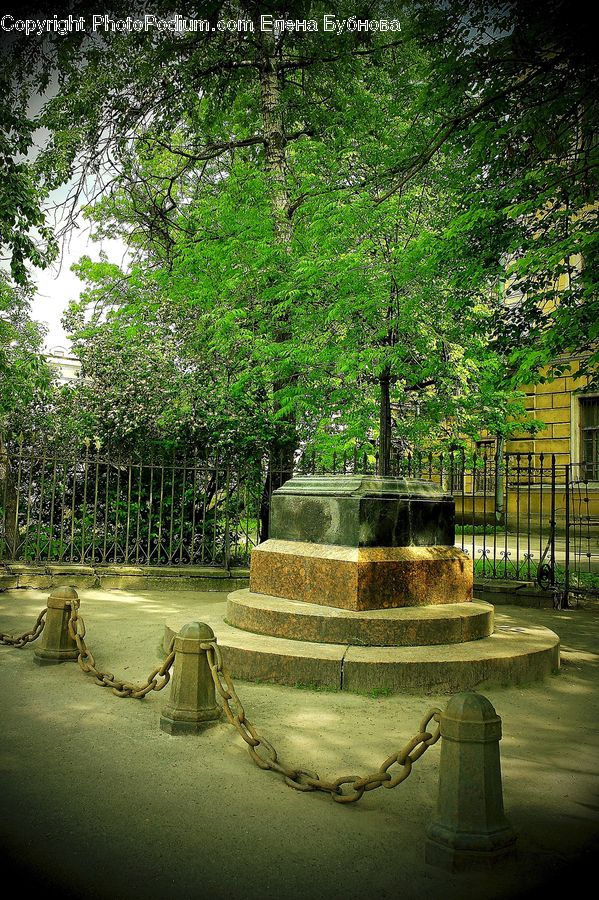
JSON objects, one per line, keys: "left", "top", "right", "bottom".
{"left": 2, "top": 1, "right": 596, "bottom": 459}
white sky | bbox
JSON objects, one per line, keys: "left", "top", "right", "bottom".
{"left": 24, "top": 83, "right": 129, "bottom": 352}
{"left": 30, "top": 227, "right": 127, "bottom": 351}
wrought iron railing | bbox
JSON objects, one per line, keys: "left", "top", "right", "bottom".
{"left": 565, "top": 463, "right": 599, "bottom": 601}
{"left": 0, "top": 442, "right": 264, "bottom": 567}
{"left": 296, "top": 448, "right": 573, "bottom": 585}
{"left": 2, "top": 442, "right": 597, "bottom": 593}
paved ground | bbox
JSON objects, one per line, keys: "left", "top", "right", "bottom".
{"left": 460, "top": 535, "right": 599, "bottom": 573}
{"left": 1, "top": 587, "right": 598, "bottom": 900}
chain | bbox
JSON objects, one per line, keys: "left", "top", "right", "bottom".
{"left": 202, "top": 639, "right": 441, "bottom": 803}
{"left": 67, "top": 598, "right": 176, "bottom": 698}
{"left": 0, "top": 608, "right": 47, "bottom": 648}
{"left": 2, "top": 603, "right": 439, "bottom": 796}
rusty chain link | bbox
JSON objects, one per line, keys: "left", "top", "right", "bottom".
{"left": 67, "top": 597, "right": 175, "bottom": 698}
{"left": 202, "top": 639, "right": 442, "bottom": 803}
{"left": 2, "top": 603, "right": 440, "bottom": 799}
{"left": 0, "top": 607, "right": 47, "bottom": 648}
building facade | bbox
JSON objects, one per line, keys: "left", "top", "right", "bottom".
{"left": 45, "top": 346, "right": 82, "bottom": 386}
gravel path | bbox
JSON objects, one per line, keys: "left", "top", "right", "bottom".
{"left": 1, "top": 587, "right": 598, "bottom": 900}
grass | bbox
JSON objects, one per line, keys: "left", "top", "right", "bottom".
{"left": 364, "top": 686, "right": 393, "bottom": 699}
{"left": 293, "top": 681, "right": 393, "bottom": 699}
{"left": 473, "top": 556, "right": 560, "bottom": 582}
{"left": 567, "top": 570, "right": 599, "bottom": 592}
{"left": 460, "top": 524, "right": 506, "bottom": 535}
{"left": 293, "top": 681, "right": 339, "bottom": 693}
{"left": 474, "top": 557, "right": 537, "bottom": 580}
{"left": 473, "top": 558, "right": 599, "bottom": 593}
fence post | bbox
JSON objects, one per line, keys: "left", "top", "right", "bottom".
{"left": 425, "top": 691, "right": 516, "bottom": 871}
{"left": 33, "top": 586, "right": 79, "bottom": 666}
{"left": 160, "top": 622, "right": 222, "bottom": 734}
{"left": 563, "top": 463, "right": 570, "bottom": 609}
{"left": 494, "top": 437, "right": 505, "bottom": 526}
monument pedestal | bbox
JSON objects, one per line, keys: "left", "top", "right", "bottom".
{"left": 252, "top": 474, "right": 472, "bottom": 612}
{"left": 169, "top": 475, "right": 560, "bottom": 692}
{"left": 250, "top": 541, "right": 472, "bottom": 611}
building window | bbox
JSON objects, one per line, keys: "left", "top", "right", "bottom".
{"left": 581, "top": 397, "right": 599, "bottom": 481}
{"left": 447, "top": 460, "right": 464, "bottom": 493}
{"left": 474, "top": 440, "right": 496, "bottom": 492}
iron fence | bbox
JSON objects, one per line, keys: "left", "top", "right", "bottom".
{"left": 0, "top": 442, "right": 264, "bottom": 567}
{"left": 565, "top": 463, "right": 599, "bottom": 603}
{"left": 2, "top": 443, "right": 598, "bottom": 602}
{"left": 297, "top": 447, "right": 572, "bottom": 586}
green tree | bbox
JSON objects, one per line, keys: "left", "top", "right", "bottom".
{"left": 398, "top": 0, "right": 599, "bottom": 387}
{"left": 30, "top": 0, "right": 407, "bottom": 478}
{"left": 0, "top": 68, "right": 56, "bottom": 284}
{"left": 0, "top": 272, "right": 53, "bottom": 438}
{"left": 55, "top": 254, "right": 275, "bottom": 458}
{"left": 5, "top": 0, "right": 594, "bottom": 474}
{"left": 0, "top": 272, "right": 54, "bottom": 554}
{"left": 19, "top": 2, "right": 417, "bottom": 466}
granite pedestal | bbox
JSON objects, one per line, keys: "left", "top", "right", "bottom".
{"left": 208, "top": 476, "right": 560, "bottom": 691}
{"left": 252, "top": 475, "right": 472, "bottom": 611}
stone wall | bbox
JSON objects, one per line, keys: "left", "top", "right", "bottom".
{"left": 0, "top": 563, "right": 250, "bottom": 593}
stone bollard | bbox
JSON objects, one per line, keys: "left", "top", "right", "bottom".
{"left": 33, "top": 586, "right": 79, "bottom": 666}
{"left": 425, "top": 691, "right": 517, "bottom": 871}
{"left": 160, "top": 622, "right": 222, "bottom": 735}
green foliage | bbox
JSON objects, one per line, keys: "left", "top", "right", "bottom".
{"left": 53, "top": 255, "right": 277, "bottom": 458}
{"left": 0, "top": 71, "right": 57, "bottom": 284}
{"left": 406, "top": 0, "right": 599, "bottom": 388}
{"left": 0, "top": 273, "right": 54, "bottom": 439}
{"left": 1, "top": 446, "right": 263, "bottom": 565}
{"left": 460, "top": 524, "right": 506, "bottom": 536}
{"left": 46, "top": 11, "right": 534, "bottom": 457}
{"left": 2, "top": 1, "right": 596, "bottom": 462}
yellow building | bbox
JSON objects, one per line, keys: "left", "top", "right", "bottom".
{"left": 495, "top": 359, "right": 595, "bottom": 471}
{"left": 457, "top": 357, "right": 599, "bottom": 533}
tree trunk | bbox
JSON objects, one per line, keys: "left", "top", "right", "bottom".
{"left": 256, "top": 33, "right": 298, "bottom": 539}
{"left": 379, "top": 367, "right": 392, "bottom": 476}
{"left": 494, "top": 434, "right": 506, "bottom": 526}
{"left": 258, "top": 41, "right": 293, "bottom": 251}
{"left": 0, "top": 436, "right": 18, "bottom": 559}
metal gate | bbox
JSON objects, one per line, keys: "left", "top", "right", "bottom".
{"left": 564, "top": 464, "right": 599, "bottom": 607}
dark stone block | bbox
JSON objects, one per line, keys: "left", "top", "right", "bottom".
{"left": 408, "top": 498, "right": 455, "bottom": 547}
{"left": 270, "top": 475, "right": 455, "bottom": 548}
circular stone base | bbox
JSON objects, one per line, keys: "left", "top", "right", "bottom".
{"left": 226, "top": 589, "right": 493, "bottom": 646}
{"left": 164, "top": 604, "right": 560, "bottom": 694}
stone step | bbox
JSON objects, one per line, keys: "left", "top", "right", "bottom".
{"left": 163, "top": 612, "right": 560, "bottom": 694}
{"left": 226, "top": 589, "right": 494, "bottom": 646}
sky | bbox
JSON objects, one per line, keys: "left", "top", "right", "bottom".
{"left": 23, "top": 74, "right": 129, "bottom": 352}
{"left": 30, "top": 225, "right": 127, "bottom": 352}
